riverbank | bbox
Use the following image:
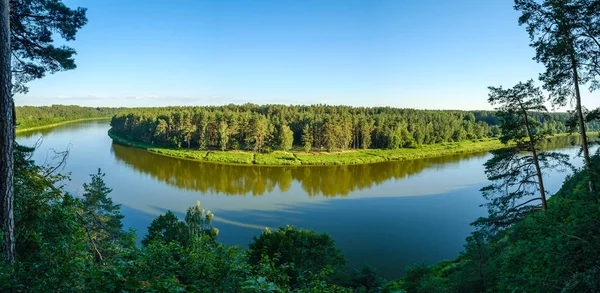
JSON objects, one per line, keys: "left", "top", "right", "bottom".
{"left": 16, "top": 117, "right": 112, "bottom": 133}
{"left": 109, "top": 129, "right": 509, "bottom": 166}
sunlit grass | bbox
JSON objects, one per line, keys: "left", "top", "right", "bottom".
{"left": 254, "top": 152, "right": 301, "bottom": 165}
{"left": 149, "top": 148, "right": 208, "bottom": 160}
{"left": 295, "top": 150, "right": 385, "bottom": 165}
{"left": 205, "top": 151, "right": 254, "bottom": 165}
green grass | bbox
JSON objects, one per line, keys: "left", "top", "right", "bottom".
{"left": 205, "top": 151, "right": 254, "bottom": 165}
{"left": 109, "top": 130, "right": 511, "bottom": 166}
{"left": 254, "top": 152, "right": 301, "bottom": 165}
{"left": 294, "top": 150, "right": 385, "bottom": 165}
{"left": 150, "top": 148, "right": 208, "bottom": 161}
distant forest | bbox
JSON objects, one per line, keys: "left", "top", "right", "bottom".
{"left": 16, "top": 105, "right": 122, "bottom": 130}
{"left": 109, "top": 104, "right": 600, "bottom": 152}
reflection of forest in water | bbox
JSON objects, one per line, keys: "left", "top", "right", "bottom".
{"left": 111, "top": 144, "right": 488, "bottom": 197}
{"left": 110, "top": 134, "right": 596, "bottom": 197}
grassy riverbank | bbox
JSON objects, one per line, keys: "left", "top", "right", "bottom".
{"left": 16, "top": 117, "right": 112, "bottom": 133}
{"left": 109, "top": 129, "right": 509, "bottom": 166}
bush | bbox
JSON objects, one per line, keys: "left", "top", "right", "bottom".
{"left": 248, "top": 226, "right": 347, "bottom": 288}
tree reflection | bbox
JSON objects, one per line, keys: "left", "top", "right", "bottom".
{"left": 111, "top": 134, "right": 593, "bottom": 197}
{"left": 111, "top": 144, "right": 490, "bottom": 197}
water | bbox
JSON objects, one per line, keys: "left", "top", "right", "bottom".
{"left": 16, "top": 120, "right": 589, "bottom": 279}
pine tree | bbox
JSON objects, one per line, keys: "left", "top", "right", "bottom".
{"left": 477, "top": 80, "right": 570, "bottom": 231}
{"left": 301, "top": 124, "right": 313, "bottom": 152}
{"left": 515, "top": 0, "right": 599, "bottom": 194}
{"left": 82, "top": 169, "right": 124, "bottom": 246}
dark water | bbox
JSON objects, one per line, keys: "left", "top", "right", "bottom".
{"left": 16, "top": 120, "right": 589, "bottom": 279}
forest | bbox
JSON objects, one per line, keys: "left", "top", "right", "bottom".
{"left": 109, "top": 104, "right": 598, "bottom": 153}
{"left": 16, "top": 105, "right": 121, "bottom": 131}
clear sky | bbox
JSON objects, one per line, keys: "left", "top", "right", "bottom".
{"left": 13, "top": 0, "right": 600, "bottom": 110}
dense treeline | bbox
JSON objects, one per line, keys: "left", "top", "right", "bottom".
{"left": 110, "top": 104, "right": 599, "bottom": 152}
{"left": 16, "top": 105, "right": 121, "bottom": 130}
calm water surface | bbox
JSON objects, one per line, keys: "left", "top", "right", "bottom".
{"left": 16, "top": 120, "right": 587, "bottom": 279}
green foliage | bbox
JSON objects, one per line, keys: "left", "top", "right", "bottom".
{"left": 278, "top": 124, "right": 294, "bottom": 151}
{"left": 346, "top": 265, "right": 386, "bottom": 293}
{"left": 302, "top": 123, "right": 313, "bottom": 152}
{"left": 478, "top": 80, "right": 571, "bottom": 230}
{"left": 16, "top": 105, "right": 121, "bottom": 131}
{"left": 514, "top": 0, "right": 600, "bottom": 102}
{"left": 111, "top": 126, "right": 514, "bottom": 166}
{"left": 142, "top": 202, "right": 217, "bottom": 248}
{"left": 141, "top": 210, "right": 187, "bottom": 247}
{"left": 248, "top": 226, "right": 347, "bottom": 289}
{"left": 109, "top": 105, "right": 598, "bottom": 154}
{"left": 218, "top": 121, "right": 229, "bottom": 151}
{"left": 10, "top": 0, "right": 88, "bottom": 94}
{"left": 515, "top": 0, "right": 600, "bottom": 194}
{"left": 82, "top": 169, "right": 126, "bottom": 255}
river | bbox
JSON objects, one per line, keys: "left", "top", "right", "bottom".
{"left": 16, "top": 120, "right": 590, "bottom": 279}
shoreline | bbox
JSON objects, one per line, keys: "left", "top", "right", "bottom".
{"left": 108, "top": 129, "right": 509, "bottom": 167}
{"left": 16, "top": 117, "right": 112, "bottom": 133}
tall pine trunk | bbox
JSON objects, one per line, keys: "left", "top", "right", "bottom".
{"left": 0, "top": 0, "right": 16, "bottom": 264}
{"left": 520, "top": 102, "right": 547, "bottom": 210}
{"left": 571, "top": 53, "right": 597, "bottom": 195}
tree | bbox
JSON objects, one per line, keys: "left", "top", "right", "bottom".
{"left": 142, "top": 210, "right": 187, "bottom": 247}
{"left": 248, "top": 226, "right": 346, "bottom": 289}
{"left": 1, "top": 0, "right": 14, "bottom": 265}
{"left": 515, "top": 0, "right": 598, "bottom": 194}
{"left": 181, "top": 122, "right": 197, "bottom": 149}
{"left": 301, "top": 123, "right": 313, "bottom": 152}
{"left": 477, "top": 80, "right": 570, "bottom": 230}
{"left": 218, "top": 121, "right": 229, "bottom": 151}
{"left": 278, "top": 124, "right": 294, "bottom": 151}
{"left": 142, "top": 202, "right": 217, "bottom": 247}
{"left": 184, "top": 201, "right": 217, "bottom": 243}
{"left": 250, "top": 115, "right": 270, "bottom": 152}
{"left": 359, "top": 118, "right": 374, "bottom": 149}
{"left": 81, "top": 169, "right": 124, "bottom": 258}
{"left": 0, "top": 0, "right": 86, "bottom": 263}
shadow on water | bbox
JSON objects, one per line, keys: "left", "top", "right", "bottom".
{"left": 111, "top": 143, "right": 489, "bottom": 197}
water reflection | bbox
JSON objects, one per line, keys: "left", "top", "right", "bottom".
{"left": 110, "top": 134, "right": 596, "bottom": 198}
{"left": 111, "top": 143, "right": 489, "bottom": 197}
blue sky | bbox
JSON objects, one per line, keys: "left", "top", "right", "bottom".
{"left": 14, "top": 0, "right": 599, "bottom": 110}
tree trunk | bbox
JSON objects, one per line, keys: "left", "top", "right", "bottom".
{"left": 0, "top": 0, "right": 16, "bottom": 264}
{"left": 521, "top": 104, "right": 548, "bottom": 210}
{"left": 571, "top": 53, "right": 597, "bottom": 195}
